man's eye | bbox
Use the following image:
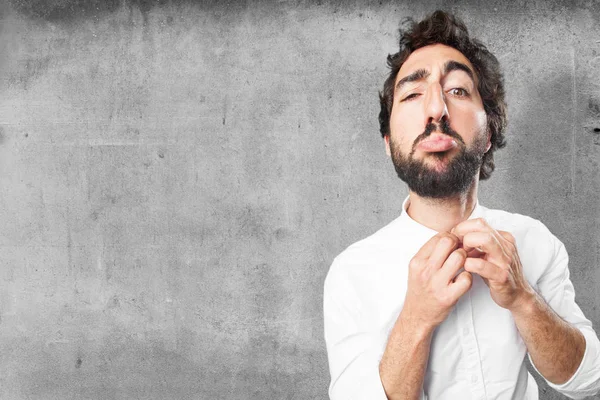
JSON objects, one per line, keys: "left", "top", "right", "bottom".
{"left": 401, "top": 93, "right": 420, "bottom": 102}
{"left": 448, "top": 88, "right": 469, "bottom": 97}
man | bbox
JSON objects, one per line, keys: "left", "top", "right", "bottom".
{"left": 323, "top": 10, "right": 600, "bottom": 400}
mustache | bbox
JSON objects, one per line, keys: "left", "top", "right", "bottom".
{"left": 411, "top": 120, "right": 465, "bottom": 154}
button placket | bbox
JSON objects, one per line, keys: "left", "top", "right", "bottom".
{"left": 456, "top": 290, "right": 487, "bottom": 400}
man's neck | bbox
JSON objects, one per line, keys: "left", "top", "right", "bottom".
{"left": 406, "top": 183, "right": 479, "bottom": 233}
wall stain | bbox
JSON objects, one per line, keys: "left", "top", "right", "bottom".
{"left": 589, "top": 98, "right": 600, "bottom": 116}
{"left": 16, "top": 333, "right": 207, "bottom": 399}
{"left": 6, "top": 56, "right": 51, "bottom": 90}
{"left": 10, "top": 0, "right": 121, "bottom": 23}
{"left": 588, "top": 98, "right": 600, "bottom": 145}
{"left": 9, "top": 0, "right": 243, "bottom": 24}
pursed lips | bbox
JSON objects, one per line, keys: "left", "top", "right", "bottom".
{"left": 415, "top": 134, "right": 459, "bottom": 152}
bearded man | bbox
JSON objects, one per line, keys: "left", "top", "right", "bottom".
{"left": 323, "top": 10, "right": 600, "bottom": 400}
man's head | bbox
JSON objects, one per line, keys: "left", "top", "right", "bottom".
{"left": 379, "top": 10, "right": 507, "bottom": 197}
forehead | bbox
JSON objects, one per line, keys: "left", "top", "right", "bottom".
{"left": 397, "top": 43, "right": 476, "bottom": 83}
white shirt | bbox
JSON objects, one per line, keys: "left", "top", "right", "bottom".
{"left": 324, "top": 198, "right": 600, "bottom": 400}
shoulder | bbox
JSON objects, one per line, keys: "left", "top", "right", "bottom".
{"left": 324, "top": 216, "right": 409, "bottom": 291}
{"left": 481, "top": 206, "right": 565, "bottom": 279}
{"left": 481, "top": 206, "right": 558, "bottom": 245}
{"left": 482, "top": 206, "right": 545, "bottom": 231}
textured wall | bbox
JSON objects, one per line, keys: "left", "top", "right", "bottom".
{"left": 0, "top": 0, "right": 598, "bottom": 399}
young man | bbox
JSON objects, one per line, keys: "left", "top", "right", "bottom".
{"left": 323, "top": 10, "right": 600, "bottom": 400}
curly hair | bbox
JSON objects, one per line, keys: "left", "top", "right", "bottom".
{"left": 378, "top": 10, "right": 507, "bottom": 180}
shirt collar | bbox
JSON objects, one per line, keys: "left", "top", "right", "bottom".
{"left": 399, "top": 196, "right": 484, "bottom": 235}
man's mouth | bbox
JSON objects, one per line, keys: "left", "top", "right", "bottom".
{"left": 416, "top": 135, "right": 458, "bottom": 153}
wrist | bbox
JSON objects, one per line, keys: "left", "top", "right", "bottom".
{"left": 509, "top": 288, "right": 538, "bottom": 317}
{"left": 397, "top": 308, "right": 438, "bottom": 338}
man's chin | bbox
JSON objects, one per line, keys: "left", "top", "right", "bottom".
{"left": 417, "top": 152, "right": 456, "bottom": 172}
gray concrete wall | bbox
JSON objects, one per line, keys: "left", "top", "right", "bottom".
{"left": 0, "top": 0, "right": 598, "bottom": 399}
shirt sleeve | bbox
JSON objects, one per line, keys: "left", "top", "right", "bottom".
{"left": 528, "top": 230, "right": 600, "bottom": 399}
{"left": 323, "top": 256, "right": 390, "bottom": 400}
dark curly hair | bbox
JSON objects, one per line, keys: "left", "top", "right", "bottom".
{"left": 378, "top": 10, "right": 507, "bottom": 180}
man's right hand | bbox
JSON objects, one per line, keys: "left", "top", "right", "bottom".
{"left": 379, "top": 232, "right": 473, "bottom": 399}
{"left": 402, "top": 232, "right": 473, "bottom": 330}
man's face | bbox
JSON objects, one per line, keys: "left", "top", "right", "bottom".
{"left": 384, "top": 44, "right": 490, "bottom": 198}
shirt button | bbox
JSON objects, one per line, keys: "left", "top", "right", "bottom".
{"left": 463, "top": 327, "right": 469, "bottom": 335}
{"left": 471, "top": 374, "right": 478, "bottom": 383}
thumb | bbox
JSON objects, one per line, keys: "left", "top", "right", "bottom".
{"left": 449, "top": 271, "right": 473, "bottom": 298}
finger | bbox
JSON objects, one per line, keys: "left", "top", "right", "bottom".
{"left": 498, "top": 230, "right": 515, "bottom": 243}
{"left": 452, "top": 218, "right": 492, "bottom": 240}
{"left": 448, "top": 271, "right": 472, "bottom": 298}
{"left": 498, "top": 231, "right": 517, "bottom": 251}
{"left": 412, "top": 234, "right": 442, "bottom": 261}
{"left": 467, "top": 248, "right": 485, "bottom": 258}
{"left": 426, "top": 233, "right": 460, "bottom": 270}
{"left": 464, "top": 257, "right": 506, "bottom": 282}
{"left": 461, "top": 231, "right": 506, "bottom": 260}
{"left": 438, "top": 248, "right": 467, "bottom": 284}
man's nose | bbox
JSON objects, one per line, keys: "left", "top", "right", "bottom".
{"left": 424, "top": 83, "right": 449, "bottom": 124}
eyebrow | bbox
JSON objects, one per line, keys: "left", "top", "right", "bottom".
{"left": 394, "top": 60, "right": 476, "bottom": 93}
{"left": 443, "top": 60, "right": 475, "bottom": 83}
{"left": 395, "top": 68, "right": 429, "bottom": 93}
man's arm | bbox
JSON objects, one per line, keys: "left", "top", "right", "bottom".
{"left": 379, "top": 233, "right": 472, "bottom": 399}
{"left": 324, "top": 232, "right": 471, "bottom": 400}
{"left": 378, "top": 310, "right": 433, "bottom": 400}
{"left": 453, "top": 218, "right": 600, "bottom": 398}
{"left": 510, "top": 290, "right": 585, "bottom": 384}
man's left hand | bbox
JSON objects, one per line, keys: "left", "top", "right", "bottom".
{"left": 452, "top": 218, "right": 535, "bottom": 311}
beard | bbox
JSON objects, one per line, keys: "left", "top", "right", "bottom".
{"left": 390, "top": 120, "right": 487, "bottom": 199}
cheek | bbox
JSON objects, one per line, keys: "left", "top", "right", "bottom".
{"left": 449, "top": 105, "right": 487, "bottom": 136}
{"left": 475, "top": 110, "right": 487, "bottom": 132}
{"left": 390, "top": 105, "right": 422, "bottom": 142}
{"left": 470, "top": 111, "right": 488, "bottom": 142}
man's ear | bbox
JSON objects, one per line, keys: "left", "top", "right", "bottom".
{"left": 485, "top": 130, "right": 492, "bottom": 153}
{"left": 384, "top": 135, "right": 392, "bottom": 156}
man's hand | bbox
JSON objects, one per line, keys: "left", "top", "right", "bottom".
{"left": 452, "top": 218, "right": 535, "bottom": 311}
{"left": 452, "top": 218, "right": 588, "bottom": 385}
{"left": 379, "top": 232, "right": 472, "bottom": 399}
{"left": 403, "top": 232, "right": 473, "bottom": 330}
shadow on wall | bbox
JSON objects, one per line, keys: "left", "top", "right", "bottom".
{"left": 9, "top": 0, "right": 247, "bottom": 23}
{"left": 512, "top": 62, "right": 600, "bottom": 400}
{"left": 496, "top": 60, "right": 600, "bottom": 213}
